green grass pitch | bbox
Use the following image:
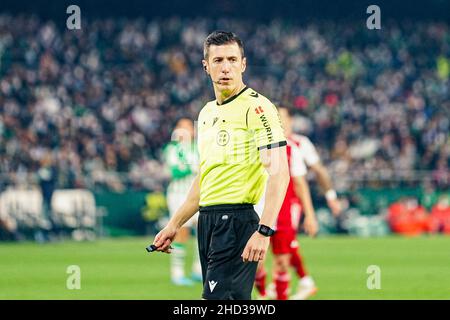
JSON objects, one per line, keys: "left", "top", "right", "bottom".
{"left": 0, "top": 235, "right": 449, "bottom": 299}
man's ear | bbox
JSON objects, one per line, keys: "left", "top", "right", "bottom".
{"left": 202, "top": 60, "right": 209, "bottom": 74}
{"left": 241, "top": 57, "right": 247, "bottom": 73}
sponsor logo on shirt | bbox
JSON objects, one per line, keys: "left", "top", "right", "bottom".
{"left": 259, "top": 113, "right": 274, "bottom": 143}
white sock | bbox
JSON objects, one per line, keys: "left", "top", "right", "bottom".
{"left": 299, "top": 275, "right": 314, "bottom": 287}
{"left": 171, "top": 243, "right": 185, "bottom": 280}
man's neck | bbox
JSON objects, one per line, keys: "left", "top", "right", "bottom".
{"left": 215, "top": 83, "right": 246, "bottom": 105}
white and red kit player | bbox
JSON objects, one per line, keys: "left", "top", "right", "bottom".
{"left": 290, "top": 134, "right": 341, "bottom": 217}
{"left": 277, "top": 134, "right": 319, "bottom": 300}
{"left": 255, "top": 106, "right": 342, "bottom": 300}
{"left": 254, "top": 113, "right": 318, "bottom": 300}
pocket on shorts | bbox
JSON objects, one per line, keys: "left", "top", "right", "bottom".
{"left": 208, "top": 213, "right": 236, "bottom": 264}
{"left": 233, "top": 211, "right": 259, "bottom": 250}
{"left": 251, "top": 209, "right": 261, "bottom": 223}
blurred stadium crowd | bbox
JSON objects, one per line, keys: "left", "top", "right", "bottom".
{"left": 0, "top": 15, "right": 449, "bottom": 193}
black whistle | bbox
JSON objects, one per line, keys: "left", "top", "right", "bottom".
{"left": 146, "top": 244, "right": 157, "bottom": 252}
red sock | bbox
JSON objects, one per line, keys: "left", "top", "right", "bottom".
{"left": 274, "top": 271, "right": 290, "bottom": 300}
{"left": 255, "top": 269, "right": 267, "bottom": 296}
{"left": 290, "top": 247, "right": 307, "bottom": 278}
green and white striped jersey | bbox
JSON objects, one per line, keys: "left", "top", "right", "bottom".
{"left": 163, "top": 141, "right": 199, "bottom": 195}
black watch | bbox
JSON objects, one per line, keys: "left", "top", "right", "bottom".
{"left": 257, "top": 224, "right": 275, "bottom": 237}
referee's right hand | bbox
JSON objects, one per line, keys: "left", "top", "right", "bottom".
{"left": 153, "top": 224, "right": 177, "bottom": 253}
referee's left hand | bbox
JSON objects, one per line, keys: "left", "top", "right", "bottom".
{"left": 241, "top": 232, "right": 270, "bottom": 263}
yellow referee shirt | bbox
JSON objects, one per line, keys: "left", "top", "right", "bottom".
{"left": 197, "top": 87, "right": 286, "bottom": 206}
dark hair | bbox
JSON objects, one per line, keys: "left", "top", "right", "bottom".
{"left": 175, "top": 116, "right": 193, "bottom": 126}
{"left": 203, "top": 31, "right": 245, "bottom": 59}
{"left": 277, "top": 105, "right": 294, "bottom": 117}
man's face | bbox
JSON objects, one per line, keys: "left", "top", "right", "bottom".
{"left": 278, "top": 108, "right": 292, "bottom": 135}
{"left": 203, "top": 43, "right": 246, "bottom": 96}
{"left": 173, "top": 119, "right": 194, "bottom": 143}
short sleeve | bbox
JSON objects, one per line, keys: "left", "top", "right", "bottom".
{"left": 247, "top": 102, "right": 286, "bottom": 150}
{"left": 299, "top": 136, "right": 320, "bottom": 166}
{"left": 290, "top": 145, "right": 307, "bottom": 177}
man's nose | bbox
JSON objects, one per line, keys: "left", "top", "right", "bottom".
{"left": 221, "top": 61, "right": 231, "bottom": 73}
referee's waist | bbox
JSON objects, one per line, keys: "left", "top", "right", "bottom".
{"left": 199, "top": 203, "right": 254, "bottom": 213}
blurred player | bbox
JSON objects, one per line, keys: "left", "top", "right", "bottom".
{"left": 255, "top": 106, "right": 342, "bottom": 299}
{"left": 284, "top": 107, "right": 343, "bottom": 299}
{"left": 254, "top": 106, "right": 318, "bottom": 300}
{"left": 291, "top": 131, "right": 342, "bottom": 219}
{"left": 163, "top": 118, "right": 202, "bottom": 285}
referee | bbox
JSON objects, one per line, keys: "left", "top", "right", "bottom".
{"left": 153, "top": 31, "right": 290, "bottom": 300}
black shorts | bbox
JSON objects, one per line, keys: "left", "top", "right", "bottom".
{"left": 198, "top": 204, "right": 260, "bottom": 300}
